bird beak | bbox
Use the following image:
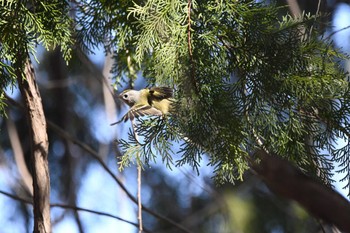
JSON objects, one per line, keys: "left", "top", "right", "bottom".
{"left": 118, "top": 93, "right": 123, "bottom": 99}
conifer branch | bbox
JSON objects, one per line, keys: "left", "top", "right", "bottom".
{"left": 187, "top": 0, "right": 193, "bottom": 58}
{"left": 5, "top": 95, "right": 193, "bottom": 233}
{"left": 187, "top": 0, "right": 198, "bottom": 94}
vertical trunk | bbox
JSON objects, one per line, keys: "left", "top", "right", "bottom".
{"left": 17, "top": 59, "right": 51, "bottom": 233}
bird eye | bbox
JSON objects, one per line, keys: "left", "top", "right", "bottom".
{"left": 123, "top": 94, "right": 128, "bottom": 98}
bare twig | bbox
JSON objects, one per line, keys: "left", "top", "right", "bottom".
{"left": 49, "top": 120, "right": 192, "bottom": 232}
{"left": 137, "top": 161, "right": 143, "bottom": 233}
{"left": 315, "top": 0, "right": 322, "bottom": 16}
{"left": 131, "top": 120, "right": 143, "bottom": 233}
{"left": 126, "top": 47, "right": 143, "bottom": 232}
{"left": 309, "top": 0, "right": 322, "bottom": 39}
{"left": 5, "top": 96, "right": 193, "bottom": 233}
{"left": 326, "top": 25, "right": 350, "bottom": 41}
{"left": 6, "top": 118, "right": 34, "bottom": 196}
{"left": 0, "top": 190, "right": 152, "bottom": 233}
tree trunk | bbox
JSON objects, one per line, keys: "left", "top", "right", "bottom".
{"left": 17, "top": 59, "right": 51, "bottom": 233}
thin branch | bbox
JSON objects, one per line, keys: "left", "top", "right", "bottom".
{"left": 128, "top": 51, "right": 142, "bottom": 232}
{"left": 187, "top": 0, "right": 193, "bottom": 58}
{"left": 5, "top": 95, "right": 193, "bottom": 233}
{"left": 51, "top": 204, "right": 152, "bottom": 233}
{"left": 0, "top": 189, "right": 32, "bottom": 203}
{"left": 187, "top": 0, "right": 198, "bottom": 94}
{"left": 54, "top": 124, "right": 191, "bottom": 232}
{"left": 309, "top": 0, "right": 322, "bottom": 39}
{"left": 131, "top": 120, "right": 143, "bottom": 233}
{"left": 0, "top": 190, "right": 152, "bottom": 233}
{"left": 6, "top": 117, "right": 34, "bottom": 196}
{"left": 315, "top": 0, "right": 322, "bottom": 16}
{"left": 326, "top": 25, "right": 350, "bottom": 41}
{"left": 137, "top": 162, "right": 143, "bottom": 233}
{"left": 50, "top": 125, "right": 191, "bottom": 231}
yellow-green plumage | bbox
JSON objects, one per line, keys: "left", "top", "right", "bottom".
{"left": 111, "top": 87, "right": 173, "bottom": 124}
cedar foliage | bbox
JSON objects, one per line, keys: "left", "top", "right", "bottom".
{"left": 1, "top": 0, "right": 350, "bottom": 193}
{"left": 0, "top": 0, "right": 73, "bottom": 112}
{"left": 114, "top": 1, "right": 350, "bottom": 191}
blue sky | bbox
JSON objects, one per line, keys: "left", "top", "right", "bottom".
{"left": 0, "top": 3, "right": 350, "bottom": 233}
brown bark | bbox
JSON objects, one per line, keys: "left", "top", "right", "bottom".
{"left": 253, "top": 150, "right": 350, "bottom": 233}
{"left": 17, "top": 59, "right": 51, "bottom": 233}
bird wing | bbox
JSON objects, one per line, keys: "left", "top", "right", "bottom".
{"left": 148, "top": 87, "right": 173, "bottom": 100}
{"left": 110, "top": 104, "right": 163, "bottom": 125}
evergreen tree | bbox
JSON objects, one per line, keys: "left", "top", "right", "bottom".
{"left": 1, "top": 0, "right": 350, "bottom": 232}
{"left": 115, "top": 0, "right": 350, "bottom": 188}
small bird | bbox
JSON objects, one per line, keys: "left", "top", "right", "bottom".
{"left": 111, "top": 87, "right": 173, "bottom": 125}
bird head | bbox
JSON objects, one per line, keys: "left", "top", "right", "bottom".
{"left": 118, "top": 89, "right": 140, "bottom": 107}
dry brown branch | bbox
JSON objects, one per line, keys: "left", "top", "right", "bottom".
{"left": 253, "top": 150, "right": 350, "bottom": 232}
{"left": 47, "top": 121, "right": 192, "bottom": 233}
{"left": 17, "top": 59, "right": 51, "bottom": 232}
{"left": 5, "top": 82, "right": 193, "bottom": 233}
{"left": 0, "top": 189, "right": 152, "bottom": 233}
